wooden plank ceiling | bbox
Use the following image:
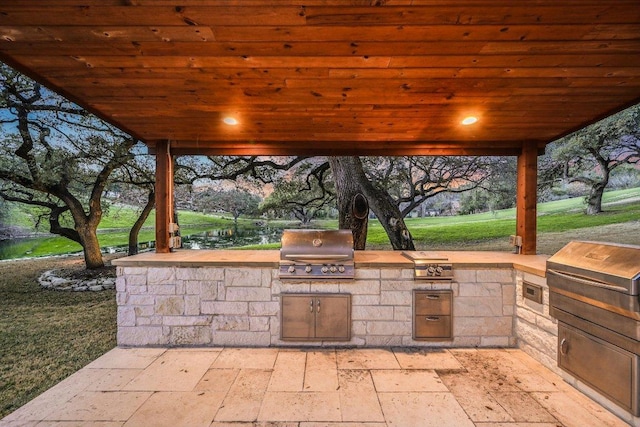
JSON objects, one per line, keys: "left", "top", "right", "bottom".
{"left": 1, "top": 0, "right": 639, "bottom": 156}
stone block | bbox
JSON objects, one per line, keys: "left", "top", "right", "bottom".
{"left": 212, "top": 331, "right": 271, "bottom": 346}
{"left": 116, "top": 292, "right": 129, "bottom": 305}
{"left": 225, "top": 286, "right": 272, "bottom": 302}
{"left": 536, "top": 314, "right": 558, "bottom": 336}
{"left": 128, "top": 294, "right": 155, "bottom": 306}
{"left": 380, "top": 268, "right": 414, "bottom": 280}
{"left": 522, "top": 272, "right": 547, "bottom": 287}
{"left": 381, "top": 280, "right": 416, "bottom": 292}
{"left": 352, "top": 320, "right": 367, "bottom": 336}
{"left": 342, "top": 280, "right": 380, "bottom": 295}
{"left": 454, "top": 316, "right": 513, "bottom": 337}
{"left": 125, "top": 274, "right": 147, "bottom": 286}
{"left": 175, "top": 281, "right": 185, "bottom": 295}
{"left": 169, "top": 326, "right": 212, "bottom": 346}
{"left": 458, "top": 282, "right": 502, "bottom": 297}
{"left": 249, "top": 301, "right": 279, "bottom": 316}
{"left": 147, "top": 267, "right": 175, "bottom": 285}
{"left": 355, "top": 269, "right": 380, "bottom": 279}
{"left": 225, "top": 268, "right": 262, "bottom": 287}
{"left": 176, "top": 267, "right": 224, "bottom": 281}
{"left": 201, "top": 301, "right": 248, "bottom": 315}
{"left": 127, "top": 285, "right": 148, "bottom": 295}
{"left": 352, "top": 305, "right": 394, "bottom": 321}
{"left": 480, "top": 336, "right": 511, "bottom": 347}
{"left": 134, "top": 305, "right": 155, "bottom": 317}
{"left": 394, "top": 306, "right": 412, "bottom": 322}
{"left": 502, "top": 283, "right": 516, "bottom": 305}
{"left": 503, "top": 305, "right": 514, "bottom": 316}
{"left": 366, "top": 320, "right": 409, "bottom": 336}
{"left": 250, "top": 316, "right": 270, "bottom": 332}
{"left": 453, "top": 269, "right": 476, "bottom": 283}
{"left": 365, "top": 335, "right": 403, "bottom": 347}
{"left": 147, "top": 284, "right": 175, "bottom": 295}
{"left": 184, "top": 295, "right": 201, "bottom": 315}
{"left": 278, "top": 282, "right": 311, "bottom": 293}
{"left": 309, "top": 283, "right": 341, "bottom": 293}
{"left": 117, "top": 306, "right": 136, "bottom": 326}
{"left": 163, "top": 315, "right": 212, "bottom": 326}
{"left": 116, "top": 277, "right": 126, "bottom": 292}
{"left": 212, "top": 315, "right": 250, "bottom": 331}
{"left": 477, "top": 269, "right": 513, "bottom": 283}
{"left": 380, "top": 290, "right": 411, "bottom": 305}
{"left": 200, "top": 282, "right": 218, "bottom": 300}
{"left": 123, "top": 267, "right": 148, "bottom": 276}
{"left": 516, "top": 318, "right": 556, "bottom": 361}
{"left": 352, "top": 294, "right": 381, "bottom": 306}
{"left": 117, "top": 326, "right": 167, "bottom": 346}
{"left": 454, "top": 296, "right": 504, "bottom": 316}
{"left": 261, "top": 268, "right": 274, "bottom": 287}
{"left": 184, "top": 281, "right": 201, "bottom": 295}
{"left": 155, "top": 296, "right": 184, "bottom": 316}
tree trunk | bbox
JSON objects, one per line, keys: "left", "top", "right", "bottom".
{"left": 329, "top": 156, "right": 414, "bottom": 250}
{"left": 585, "top": 169, "right": 609, "bottom": 215}
{"left": 129, "top": 190, "right": 155, "bottom": 255}
{"left": 77, "top": 225, "right": 104, "bottom": 269}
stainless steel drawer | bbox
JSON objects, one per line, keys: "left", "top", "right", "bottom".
{"left": 414, "top": 290, "right": 452, "bottom": 315}
{"left": 414, "top": 315, "right": 452, "bottom": 340}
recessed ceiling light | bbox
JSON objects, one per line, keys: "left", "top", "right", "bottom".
{"left": 223, "top": 117, "right": 238, "bottom": 125}
{"left": 461, "top": 116, "right": 478, "bottom": 125}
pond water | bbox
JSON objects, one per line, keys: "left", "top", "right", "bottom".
{"left": 0, "top": 225, "right": 286, "bottom": 260}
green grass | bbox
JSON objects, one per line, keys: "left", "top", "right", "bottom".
{"left": 0, "top": 256, "right": 116, "bottom": 418}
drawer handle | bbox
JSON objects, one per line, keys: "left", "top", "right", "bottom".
{"left": 425, "top": 295, "right": 440, "bottom": 300}
{"left": 425, "top": 316, "right": 441, "bottom": 322}
{"left": 310, "top": 299, "right": 314, "bottom": 313}
{"left": 560, "top": 338, "right": 568, "bottom": 355}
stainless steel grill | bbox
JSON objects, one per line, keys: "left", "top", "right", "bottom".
{"left": 279, "top": 229, "right": 354, "bottom": 279}
{"left": 548, "top": 240, "right": 640, "bottom": 416}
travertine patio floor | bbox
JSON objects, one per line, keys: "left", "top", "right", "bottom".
{"left": 0, "top": 347, "right": 627, "bottom": 427}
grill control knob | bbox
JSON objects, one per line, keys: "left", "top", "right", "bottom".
{"left": 321, "top": 266, "right": 329, "bottom": 273}
{"left": 338, "top": 265, "right": 345, "bottom": 273}
{"left": 288, "top": 265, "right": 296, "bottom": 274}
{"left": 330, "top": 266, "right": 337, "bottom": 273}
{"left": 427, "top": 266, "right": 436, "bottom": 275}
{"left": 305, "top": 265, "right": 312, "bottom": 273}
{"left": 435, "top": 266, "right": 444, "bottom": 275}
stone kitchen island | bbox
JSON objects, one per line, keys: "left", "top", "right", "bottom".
{"left": 113, "top": 250, "right": 555, "bottom": 367}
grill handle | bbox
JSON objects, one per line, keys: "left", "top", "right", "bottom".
{"left": 548, "top": 269, "right": 627, "bottom": 293}
{"left": 283, "top": 254, "right": 352, "bottom": 261}
{"left": 560, "top": 338, "right": 568, "bottom": 355}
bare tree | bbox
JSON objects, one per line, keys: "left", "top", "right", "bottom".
{"left": 0, "top": 65, "right": 136, "bottom": 268}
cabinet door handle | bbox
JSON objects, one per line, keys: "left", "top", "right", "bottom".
{"left": 425, "top": 316, "right": 441, "bottom": 322}
{"left": 560, "top": 338, "right": 568, "bottom": 355}
{"left": 317, "top": 299, "right": 321, "bottom": 313}
{"left": 310, "top": 299, "right": 314, "bottom": 312}
{"left": 425, "top": 295, "right": 440, "bottom": 300}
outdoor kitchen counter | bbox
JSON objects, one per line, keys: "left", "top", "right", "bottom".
{"left": 112, "top": 249, "right": 548, "bottom": 276}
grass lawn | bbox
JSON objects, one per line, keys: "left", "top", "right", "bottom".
{"left": 0, "top": 256, "right": 117, "bottom": 418}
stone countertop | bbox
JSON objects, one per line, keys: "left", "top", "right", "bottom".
{"left": 112, "top": 249, "right": 548, "bottom": 277}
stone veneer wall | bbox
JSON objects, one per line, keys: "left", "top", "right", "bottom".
{"left": 116, "top": 265, "right": 516, "bottom": 347}
{"left": 514, "top": 270, "right": 559, "bottom": 373}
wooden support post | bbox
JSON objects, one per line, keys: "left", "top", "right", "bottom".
{"left": 155, "top": 140, "right": 173, "bottom": 253}
{"left": 516, "top": 142, "right": 538, "bottom": 255}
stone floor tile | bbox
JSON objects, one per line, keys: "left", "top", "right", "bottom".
{"left": 336, "top": 348, "right": 400, "bottom": 370}
{"left": 84, "top": 347, "right": 166, "bottom": 369}
{"left": 439, "top": 371, "right": 514, "bottom": 423}
{"left": 258, "top": 392, "right": 341, "bottom": 422}
{"left": 211, "top": 348, "right": 278, "bottom": 370}
{"left": 36, "top": 422, "right": 124, "bottom": 427}
{"left": 301, "top": 424, "right": 386, "bottom": 427}
{"left": 123, "top": 350, "right": 219, "bottom": 391}
{"left": 304, "top": 351, "right": 338, "bottom": 392}
{"left": 84, "top": 369, "right": 142, "bottom": 391}
{"left": 392, "top": 348, "right": 463, "bottom": 370}
{"left": 491, "top": 392, "right": 557, "bottom": 423}
{"left": 338, "top": 370, "right": 384, "bottom": 422}
{"left": 0, "top": 421, "right": 39, "bottom": 427}
{"left": 210, "top": 423, "right": 297, "bottom": 427}
{"left": 449, "top": 349, "right": 522, "bottom": 392}
{"left": 473, "top": 424, "right": 564, "bottom": 427}
{"left": 194, "top": 368, "right": 239, "bottom": 393}
{"left": 268, "top": 350, "right": 306, "bottom": 392}
{"left": 378, "top": 392, "right": 475, "bottom": 427}
{"left": 2, "top": 369, "right": 106, "bottom": 422}
{"left": 531, "top": 392, "right": 629, "bottom": 427}
{"left": 123, "top": 391, "right": 225, "bottom": 427}
{"left": 371, "top": 369, "right": 448, "bottom": 392}
{"left": 42, "top": 391, "right": 151, "bottom": 422}
{"left": 214, "top": 369, "right": 272, "bottom": 422}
